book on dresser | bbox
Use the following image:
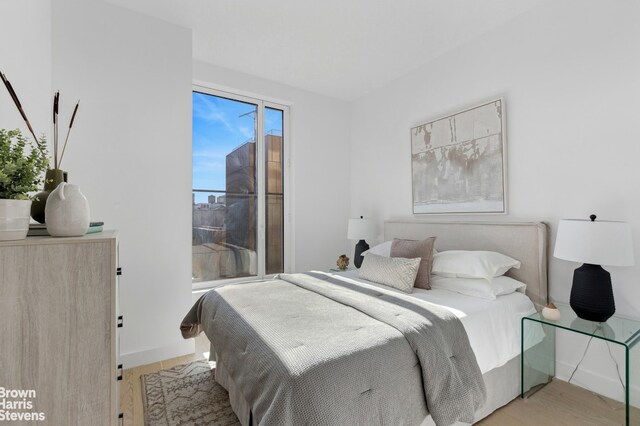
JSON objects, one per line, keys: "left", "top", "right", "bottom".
{"left": 0, "top": 231, "right": 122, "bottom": 425}
{"left": 27, "top": 221, "right": 105, "bottom": 237}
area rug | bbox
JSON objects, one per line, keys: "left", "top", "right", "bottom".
{"left": 141, "top": 359, "right": 240, "bottom": 426}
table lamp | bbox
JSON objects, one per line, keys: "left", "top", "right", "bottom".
{"left": 347, "top": 216, "right": 376, "bottom": 268}
{"left": 554, "top": 215, "right": 634, "bottom": 322}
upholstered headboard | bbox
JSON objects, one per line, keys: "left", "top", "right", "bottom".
{"left": 384, "top": 221, "right": 549, "bottom": 310}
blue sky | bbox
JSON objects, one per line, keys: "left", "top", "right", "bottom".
{"left": 192, "top": 92, "right": 282, "bottom": 203}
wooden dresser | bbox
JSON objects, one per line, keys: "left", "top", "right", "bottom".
{"left": 0, "top": 231, "right": 121, "bottom": 425}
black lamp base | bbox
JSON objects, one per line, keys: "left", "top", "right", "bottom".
{"left": 569, "top": 263, "right": 615, "bottom": 323}
{"left": 354, "top": 239, "right": 370, "bottom": 268}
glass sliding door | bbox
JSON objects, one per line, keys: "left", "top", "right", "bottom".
{"left": 192, "top": 88, "right": 287, "bottom": 285}
{"left": 265, "top": 107, "right": 284, "bottom": 275}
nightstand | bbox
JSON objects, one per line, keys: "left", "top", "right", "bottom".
{"left": 521, "top": 303, "right": 640, "bottom": 425}
{"left": 329, "top": 267, "right": 356, "bottom": 273}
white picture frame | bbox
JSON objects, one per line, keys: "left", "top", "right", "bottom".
{"left": 411, "top": 98, "right": 507, "bottom": 214}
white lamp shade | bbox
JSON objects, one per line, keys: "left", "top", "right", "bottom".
{"left": 554, "top": 219, "right": 634, "bottom": 266}
{"left": 347, "top": 218, "right": 376, "bottom": 241}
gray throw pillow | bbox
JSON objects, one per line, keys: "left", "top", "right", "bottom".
{"left": 358, "top": 253, "right": 420, "bottom": 293}
{"left": 390, "top": 237, "right": 436, "bottom": 289}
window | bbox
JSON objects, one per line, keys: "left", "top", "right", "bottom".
{"left": 192, "top": 86, "right": 288, "bottom": 286}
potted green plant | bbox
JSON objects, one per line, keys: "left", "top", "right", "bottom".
{"left": 0, "top": 129, "right": 48, "bottom": 240}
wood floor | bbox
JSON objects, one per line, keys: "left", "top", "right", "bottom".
{"left": 477, "top": 380, "right": 632, "bottom": 425}
{"left": 122, "top": 339, "right": 633, "bottom": 426}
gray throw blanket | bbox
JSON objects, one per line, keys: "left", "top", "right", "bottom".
{"left": 181, "top": 272, "right": 486, "bottom": 426}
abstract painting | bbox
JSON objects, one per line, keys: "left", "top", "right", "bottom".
{"left": 411, "top": 98, "right": 506, "bottom": 214}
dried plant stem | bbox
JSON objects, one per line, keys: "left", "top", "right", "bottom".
{"left": 0, "top": 71, "right": 44, "bottom": 153}
{"left": 59, "top": 100, "right": 79, "bottom": 167}
{"left": 53, "top": 91, "right": 59, "bottom": 169}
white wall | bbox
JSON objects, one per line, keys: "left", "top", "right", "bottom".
{"left": 349, "top": 0, "right": 640, "bottom": 403}
{"left": 0, "top": 0, "right": 51, "bottom": 141}
{"left": 194, "top": 61, "right": 352, "bottom": 273}
{"left": 51, "top": 0, "right": 194, "bottom": 366}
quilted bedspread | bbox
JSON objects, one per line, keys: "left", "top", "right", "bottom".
{"left": 181, "top": 272, "right": 486, "bottom": 426}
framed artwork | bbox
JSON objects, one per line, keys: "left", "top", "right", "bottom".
{"left": 411, "top": 98, "right": 507, "bottom": 214}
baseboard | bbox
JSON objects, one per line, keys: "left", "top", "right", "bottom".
{"left": 120, "top": 339, "right": 195, "bottom": 369}
{"left": 556, "top": 359, "right": 640, "bottom": 407}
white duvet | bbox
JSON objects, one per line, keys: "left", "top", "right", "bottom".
{"left": 333, "top": 270, "right": 537, "bottom": 374}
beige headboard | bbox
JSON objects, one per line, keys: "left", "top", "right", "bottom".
{"left": 384, "top": 221, "right": 549, "bottom": 310}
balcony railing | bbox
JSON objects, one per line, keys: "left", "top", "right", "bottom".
{"left": 192, "top": 189, "right": 283, "bottom": 283}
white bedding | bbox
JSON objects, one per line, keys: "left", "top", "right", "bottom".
{"left": 331, "top": 269, "right": 537, "bottom": 374}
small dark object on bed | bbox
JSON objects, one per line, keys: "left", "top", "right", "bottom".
{"left": 336, "top": 254, "right": 349, "bottom": 270}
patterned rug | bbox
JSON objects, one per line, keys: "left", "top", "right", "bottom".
{"left": 141, "top": 359, "right": 241, "bottom": 426}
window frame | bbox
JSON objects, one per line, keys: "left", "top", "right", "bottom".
{"left": 192, "top": 83, "right": 292, "bottom": 291}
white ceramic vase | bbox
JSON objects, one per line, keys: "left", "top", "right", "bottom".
{"left": 542, "top": 306, "right": 561, "bottom": 321}
{"left": 45, "top": 182, "right": 90, "bottom": 237}
{"left": 0, "top": 199, "right": 32, "bottom": 240}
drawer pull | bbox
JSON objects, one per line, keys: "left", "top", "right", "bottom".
{"left": 118, "top": 413, "right": 124, "bottom": 426}
{"left": 117, "top": 316, "right": 124, "bottom": 328}
{"left": 117, "top": 364, "right": 123, "bottom": 381}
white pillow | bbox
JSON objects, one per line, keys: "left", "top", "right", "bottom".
{"left": 361, "top": 241, "right": 393, "bottom": 257}
{"left": 430, "top": 275, "right": 526, "bottom": 300}
{"left": 432, "top": 250, "right": 520, "bottom": 281}
{"left": 358, "top": 253, "right": 420, "bottom": 293}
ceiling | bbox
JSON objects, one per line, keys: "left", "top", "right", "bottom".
{"left": 103, "top": 0, "right": 547, "bottom": 101}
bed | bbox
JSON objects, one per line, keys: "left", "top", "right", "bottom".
{"left": 182, "top": 221, "right": 548, "bottom": 426}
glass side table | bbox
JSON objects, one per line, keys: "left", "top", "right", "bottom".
{"left": 521, "top": 303, "right": 640, "bottom": 425}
